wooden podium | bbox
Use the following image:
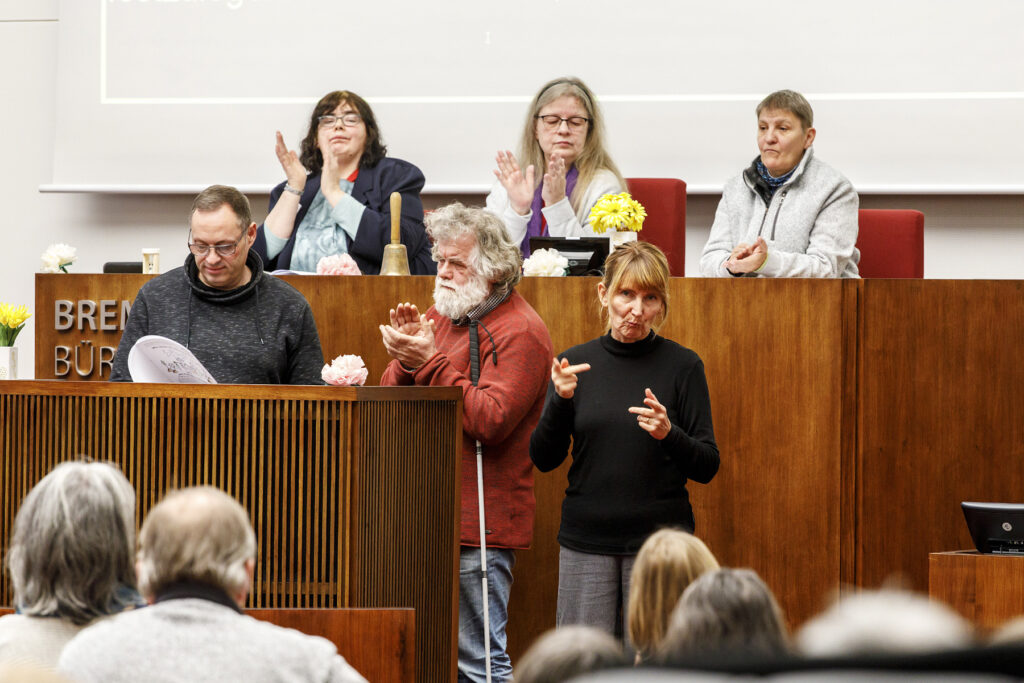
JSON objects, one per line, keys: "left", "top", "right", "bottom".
{"left": 0, "top": 381, "right": 460, "bottom": 683}
{"left": 930, "top": 551, "right": 1024, "bottom": 629}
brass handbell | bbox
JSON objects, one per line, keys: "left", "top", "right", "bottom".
{"left": 380, "top": 191, "right": 411, "bottom": 276}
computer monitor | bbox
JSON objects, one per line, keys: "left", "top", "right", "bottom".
{"left": 961, "top": 502, "right": 1024, "bottom": 554}
{"left": 528, "top": 237, "right": 609, "bottom": 276}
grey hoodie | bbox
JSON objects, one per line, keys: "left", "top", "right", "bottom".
{"left": 110, "top": 251, "right": 324, "bottom": 384}
{"left": 700, "top": 147, "right": 860, "bottom": 278}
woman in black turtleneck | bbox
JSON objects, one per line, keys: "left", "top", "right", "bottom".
{"left": 530, "top": 241, "right": 720, "bottom": 642}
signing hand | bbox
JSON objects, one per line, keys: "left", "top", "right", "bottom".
{"left": 541, "top": 154, "right": 568, "bottom": 207}
{"left": 493, "top": 150, "right": 535, "bottom": 216}
{"left": 380, "top": 315, "right": 437, "bottom": 370}
{"left": 628, "top": 388, "right": 671, "bottom": 440}
{"left": 275, "top": 131, "right": 307, "bottom": 192}
{"left": 550, "top": 357, "right": 591, "bottom": 399}
{"left": 725, "top": 237, "right": 768, "bottom": 274}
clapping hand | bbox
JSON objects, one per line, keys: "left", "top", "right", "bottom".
{"left": 320, "top": 148, "right": 346, "bottom": 207}
{"left": 550, "top": 357, "right": 591, "bottom": 399}
{"left": 493, "top": 150, "right": 535, "bottom": 216}
{"left": 725, "top": 237, "right": 768, "bottom": 274}
{"left": 274, "top": 131, "right": 307, "bottom": 193}
{"left": 628, "top": 388, "right": 671, "bottom": 440}
{"left": 380, "top": 303, "right": 437, "bottom": 370}
{"left": 541, "top": 154, "right": 568, "bottom": 207}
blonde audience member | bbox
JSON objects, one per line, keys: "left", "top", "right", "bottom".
{"left": 627, "top": 529, "right": 720, "bottom": 661}
{"left": 658, "top": 568, "right": 789, "bottom": 661}
{"left": 0, "top": 461, "right": 140, "bottom": 670}
{"left": 796, "top": 588, "right": 974, "bottom": 657}
{"left": 514, "top": 626, "right": 627, "bottom": 683}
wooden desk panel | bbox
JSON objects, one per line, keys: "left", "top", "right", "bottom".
{"left": 929, "top": 551, "right": 1024, "bottom": 630}
{"left": 858, "top": 281, "right": 1024, "bottom": 592}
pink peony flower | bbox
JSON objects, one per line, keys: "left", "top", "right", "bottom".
{"left": 317, "top": 253, "right": 361, "bottom": 276}
{"left": 322, "top": 354, "right": 368, "bottom": 386}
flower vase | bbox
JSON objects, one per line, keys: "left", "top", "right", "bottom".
{"left": 0, "top": 346, "right": 17, "bottom": 380}
{"left": 609, "top": 230, "right": 638, "bottom": 250}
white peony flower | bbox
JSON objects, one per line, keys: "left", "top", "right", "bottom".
{"left": 523, "top": 248, "right": 569, "bottom": 277}
{"left": 41, "top": 243, "right": 77, "bottom": 273}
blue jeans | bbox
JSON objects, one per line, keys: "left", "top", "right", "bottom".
{"left": 458, "top": 546, "right": 515, "bottom": 683}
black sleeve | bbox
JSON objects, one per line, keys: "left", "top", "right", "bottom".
{"left": 286, "top": 302, "right": 326, "bottom": 385}
{"left": 529, "top": 380, "right": 575, "bottom": 472}
{"left": 108, "top": 292, "right": 149, "bottom": 382}
{"left": 661, "top": 359, "right": 720, "bottom": 484}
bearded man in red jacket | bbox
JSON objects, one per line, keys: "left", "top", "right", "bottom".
{"left": 380, "top": 202, "right": 552, "bottom": 682}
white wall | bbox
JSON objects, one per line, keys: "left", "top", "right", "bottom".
{"left": 2, "top": 6, "right": 1022, "bottom": 379}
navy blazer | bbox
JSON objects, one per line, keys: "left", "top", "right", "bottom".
{"left": 254, "top": 157, "right": 436, "bottom": 275}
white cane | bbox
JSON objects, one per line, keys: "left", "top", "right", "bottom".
{"left": 469, "top": 321, "right": 493, "bottom": 682}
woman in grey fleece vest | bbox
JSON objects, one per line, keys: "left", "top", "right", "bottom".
{"left": 700, "top": 90, "right": 860, "bottom": 278}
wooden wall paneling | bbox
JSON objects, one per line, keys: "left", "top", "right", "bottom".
{"left": 858, "top": 281, "right": 1024, "bottom": 592}
{"left": 673, "top": 279, "right": 852, "bottom": 627}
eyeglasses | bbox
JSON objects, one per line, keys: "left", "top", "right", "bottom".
{"left": 318, "top": 113, "right": 362, "bottom": 128}
{"left": 535, "top": 114, "right": 590, "bottom": 131}
{"left": 187, "top": 232, "right": 246, "bottom": 258}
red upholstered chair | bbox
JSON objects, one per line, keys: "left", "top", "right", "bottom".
{"left": 626, "top": 178, "right": 686, "bottom": 276}
{"left": 856, "top": 209, "right": 925, "bottom": 278}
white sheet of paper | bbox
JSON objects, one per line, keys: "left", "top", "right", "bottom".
{"left": 127, "top": 335, "right": 217, "bottom": 384}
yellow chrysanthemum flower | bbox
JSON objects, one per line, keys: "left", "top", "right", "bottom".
{"left": 587, "top": 192, "right": 648, "bottom": 233}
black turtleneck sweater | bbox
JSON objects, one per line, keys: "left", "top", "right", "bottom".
{"left": 530, "top": 332, "right": 719, "bottom": 554}
{"left": 110, "top": 251, "right": 324, "bottom": 384}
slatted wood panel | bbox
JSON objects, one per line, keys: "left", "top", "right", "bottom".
{"left": 0, "top": 382, "right": 459, "bottom": 683}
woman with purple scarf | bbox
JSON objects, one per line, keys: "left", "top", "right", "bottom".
{"left": 486, "top": 77, "right": 626, "bottom": 257}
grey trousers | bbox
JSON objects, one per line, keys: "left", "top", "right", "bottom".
{"left": 556, "top": 545, "right": 638, "bottom": 644}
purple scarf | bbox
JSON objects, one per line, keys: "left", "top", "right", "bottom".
{"left": 522, "top": 165, "right": 579, "bottom": 257}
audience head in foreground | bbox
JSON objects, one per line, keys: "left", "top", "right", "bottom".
{"left": 514, "top": 625, "right": 628, "bottom": 683}
{"left": 0, "top": 461, "right": 139, "bottom": 669}
{"left": 380, "top": 202, "right": 553, "bottom": 681}
{"left": 699, "top": 88, "right": 860, "bottom": 278}
{"left": 627, "top": 529, "right": 720, "bottom": 661}
{"left": 57, "top": 487, "right": 367, "bottom": 683}
{"left": 658, "top": 568, "right": 790, "bottom": 662}
{"left": 109, "top": 184, "right": 325, "bottom": 384}
{"left": 796, "top": 587, "right": 974, "bottom": 657}
{"left": 487, "top": 75, "right": 627, "bottom": 255}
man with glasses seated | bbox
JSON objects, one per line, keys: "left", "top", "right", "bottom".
{"left": 109, "top": 185, "right": 324, "bottom": 384}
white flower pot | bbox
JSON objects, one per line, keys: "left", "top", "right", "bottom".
{"left": 609, "top": 230, "right": 638, "bottom": 250}
{"left": 0, "top": 347, "right": 17, "bottom": 380}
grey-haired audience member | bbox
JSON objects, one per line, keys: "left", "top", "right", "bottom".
{"left": 58, "top": 487, "right": 367, "bottom": 683}
{"left": 796, "top": 587, "right": 974, "bottom": 657}
{"left": 514, "top": 625, "right": 629, "bottom": 683}
{"left": 658, "top": 568, "right": 789, "bottom": 661}
{"left": 0, "top": 461, "right": 141, "bottom": 669}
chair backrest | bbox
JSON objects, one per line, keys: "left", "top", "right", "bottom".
{"left": 626, "top": 178, "right": 686, "bottom": 276}
{"left": 248, "top": 607, "right": 414, "bottom": 682}
{"left": 856, "top": 209, "right": 925, "bottom": 278}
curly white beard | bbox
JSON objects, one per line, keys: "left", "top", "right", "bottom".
{"left": 433, "top": 272, "right": 491, "bottom": 320}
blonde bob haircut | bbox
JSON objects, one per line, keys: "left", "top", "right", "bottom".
{"left": 599, "top": 241, "right": 671, "bottom": 333}
{"left": 627, "top": 528, "right": 720, "bottom": 661}
{"left": 516, "top": 76, "right": 626, "bottom": 217}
